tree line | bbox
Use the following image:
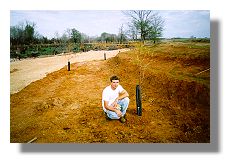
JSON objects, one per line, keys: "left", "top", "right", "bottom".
{"left": 10, "top": 10, "right": 164, "bottom": 58}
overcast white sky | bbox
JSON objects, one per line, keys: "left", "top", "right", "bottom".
{"left": 10, "top": 10, "right": 210, "bottom": 39}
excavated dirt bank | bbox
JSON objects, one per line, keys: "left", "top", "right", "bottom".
{"left": 10, "top": 43, "right": 210, "bottom": 143}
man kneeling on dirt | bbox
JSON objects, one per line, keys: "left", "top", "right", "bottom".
{"left": 102, "top": 75, "right": 130, "bottom": 123}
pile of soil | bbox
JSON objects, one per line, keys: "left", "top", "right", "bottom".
{"left": 10, "top": 44, "right": 210, "bottom": 143}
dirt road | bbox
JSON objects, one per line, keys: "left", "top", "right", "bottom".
{"left": 10, "top": 49, "right": 129, "bottom": 94}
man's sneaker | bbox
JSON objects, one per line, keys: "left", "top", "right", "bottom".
{"left": 119, "top": 117, "right": 126, "bottom": 123}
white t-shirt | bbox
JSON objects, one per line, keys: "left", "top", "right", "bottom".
{"left": 102, "top": 85, "right": 124, "bottom": 111}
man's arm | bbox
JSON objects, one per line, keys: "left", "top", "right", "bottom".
{"left": 110, "top": 89, "right": 129, "bottom": 110}
{"left": 104, "top": 100, "right": 122, "bottom": 117}
{"left": 115, "top": 89, "right": 129, "bottom": 102}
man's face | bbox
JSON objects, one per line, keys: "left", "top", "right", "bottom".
{"left": 111, "top": 80, "right": 119, "bottom": 90}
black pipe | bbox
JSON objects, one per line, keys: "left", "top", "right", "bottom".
{"left": 104, "top": 53, "right": 106, "bottom": 60}
{"left": 68, "top": 61, "right": 70, "bottom": 71}
{"left": 136, "top": 85, "right": 142, "bottom": 116}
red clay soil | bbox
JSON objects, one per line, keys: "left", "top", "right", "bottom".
{"left": 10, "top": 44, "right": 210, "bottom": 143}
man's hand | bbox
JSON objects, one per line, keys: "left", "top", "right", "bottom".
{"left": 115, "top": 110, "right": 122, "bottom": 117}
{"left": 111, "top": 99, "right": 118, "bottom": 108}
{"left": 104, "top": 100, "right": 122, "bottom": 117}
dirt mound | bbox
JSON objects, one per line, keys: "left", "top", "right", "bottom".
{"left": 105, "top": 50, "right": 210, "bottom": 143}
{"left": 11, "top": 43, "right": 210, "bottom": 143}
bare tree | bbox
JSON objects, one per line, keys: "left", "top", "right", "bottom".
{"left": 148, "top": 15, "right": 164, "bottom": 43}
{"left": 118, "top": 24, "right": 126, "bottom": 44}
{"left": 125, "top": 23, "right": 138, "bottom": 41}
{"left": 124, "top": 10, "right": 164, "bottom": 42}
{"left": 54, "top": 31, "right": 60, "bottom": 42}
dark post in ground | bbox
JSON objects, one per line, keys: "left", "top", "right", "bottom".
{"left": 136, "top": 85, "right": 142, "bottom": 116}
{"left": 104, "top": 52, "right": 106, "bottom": 60}
{"left": 68, "top": 61, "right": 70, "bottom": 71}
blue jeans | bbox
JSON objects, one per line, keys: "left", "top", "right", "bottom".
{"left": 105, "top": 97, "right": 130, "bottom": 119}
